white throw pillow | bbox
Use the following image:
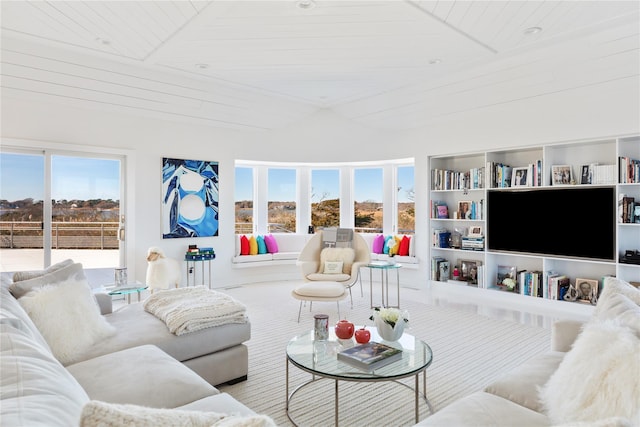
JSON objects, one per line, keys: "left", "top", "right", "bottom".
{"left": 18, "top": 278, "right": 116, "bottom": 364}
{"left": 324, "top": 261, "right": 344, "bottom": 274}
{"left": 9, "top": 261, "right": 85, "bottom": 298}
{"left": 539, "top": 319, "right": 640, "bottom": 425}
{"left": 320, "top": 248, "right": 355, "bottom": 274}
{"left": 80, "top": 400, "right": 277, "bottom": 427}
{"left": 12, "top": 258, "right": 74, "bottom": 283}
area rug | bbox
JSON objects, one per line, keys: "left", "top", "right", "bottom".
{"left": 219, "top": 282, "right": 551, "bottom": 426}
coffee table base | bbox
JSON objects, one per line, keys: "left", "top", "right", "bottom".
{"left": 286, "top": 357, "right": 433, "bottom": 426}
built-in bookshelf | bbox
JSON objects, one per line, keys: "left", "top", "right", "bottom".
{"left": 428, "top": 135, "right": 640, "bottom": 310}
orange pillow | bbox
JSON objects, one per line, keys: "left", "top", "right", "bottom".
{"left": 389, "top": 236, "right": 402, "bottom": 255}
{"left": 398, "top": 235, "right": 410, "bottom": 256}
{"left": 240, "top": 235, "right": 250, "bottom": 255}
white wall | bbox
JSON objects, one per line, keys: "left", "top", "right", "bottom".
{"left": 2, "top": 75, "right": 638, "bottom": 288}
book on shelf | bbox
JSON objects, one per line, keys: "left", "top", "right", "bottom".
{"left": 439, "top": 261, "right": 451, "bottom": 281}
{"left": 436, "top": 203, "right": 449, "bottom": 219}
{"left": 337, "top": 341, "right": 402, "bottom": 372}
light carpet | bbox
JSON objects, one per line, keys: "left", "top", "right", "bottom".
{"left": 219, "top": 281, "right": 551, "bottom": 426}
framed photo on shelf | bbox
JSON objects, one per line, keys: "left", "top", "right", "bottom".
{"left": 468, "top": 225, "right": 483, "bottom": 237}
{"left": 459, "top": 259, "right": 481, "bottom": 284}
{"left": 575, "top": 278, "right": 599, "bottom": 302}
{"left": 551, "top": 165, "right": 572, "bottom": 186}
{"left": 580, "top": 165, "right": 591, "bottom": 184}
{"left": 511, "top": 167, "right": 530, "bottom": 187}
{"left": 457, "top": 201, "right": 472, "bottom": 219}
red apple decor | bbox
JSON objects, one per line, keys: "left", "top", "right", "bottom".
{"left": 335, "top": 319, "right": 355, "bottom": 340}
{"left": 355, "top": 327, "right": 371, "bottom": 344}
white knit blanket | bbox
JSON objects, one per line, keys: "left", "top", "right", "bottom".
{"left": 143, "top": 286, "right": 247, "bottom": 336}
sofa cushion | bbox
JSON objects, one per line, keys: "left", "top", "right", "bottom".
{"left": 9, "top": 261, "right": 85, "bottom": 298}
{"left": 67, "top": 344, "right": 217, "bottom": 408}
{"left": 0, "top": 283, "right": 52, "bottom": 352}
{"left": 398, "top": 235, "right": 410, "bottom": 256}
{"left": 79, "top": 400, "right": 276, "bottom": 427}
{"left": 0, "top": 322, "right": 90, "bottom": 427}
{"left": 240, "top": 235, "right": 250, "bottom": 255}
{"left": 73, "top": 303, "right": 251, "bottom": 365}
{"left": 18, "top": 278, "right": 116, "bottom": 364}
{"left": 539, "top": 319, "right": 640, "bottom": 424}
{"left": 484, "top": 351, "right": 564, "bottom": 412}
{"left": 12, "top": 258, "right": 74, "bottom": 283}
{"left": 264, "top": 234, "right": 279, "bottom": 253}
{"left": 256, "top": 235, "right": 267, "bottom": 254}
{"left": 233, "top": 253, "right": 273, "bottom": 263}
{"left": 414, "top": 391, "right": 549, "bottom": 426}
{"left": 372, "top": 234, "right": 385, "bottom": 254}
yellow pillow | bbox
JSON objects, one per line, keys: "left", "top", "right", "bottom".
{"left": 249, "top": 236, "right": 258, "bottom": 255}
{"left": 389, "top": 236, "right": 402, "bottom": 255}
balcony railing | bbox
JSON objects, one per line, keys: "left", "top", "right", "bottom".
{"left": 0, "top": 221, "right": 119, "bottom": 249}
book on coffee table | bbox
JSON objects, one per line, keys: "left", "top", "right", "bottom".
{"left": 337, "top": 341, "right": 402, "bottom": 371}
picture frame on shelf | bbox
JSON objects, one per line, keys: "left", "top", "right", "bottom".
{"left": 459, "top": 259, "right": 481, "bottom": 284}
{"left": 551, "top": 165, "right": 572, "bottom": 186}
{"left": 511, "top": 167, "right": 529, "bottom": 187}
{"left": 468, "top": 225, "right": 483, "bottom": 237}
{"left": 575, "top": 278, "right": 599, "bottom": 303}
{"left": 457, "top": 201, "right": 472, "bottom": 219}
{"left": 580, "top": 164, "right": 591, "bottom": 184}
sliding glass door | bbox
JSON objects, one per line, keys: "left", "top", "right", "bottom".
{"left": 0, "top": 149, "right": 123, "bottom": 273}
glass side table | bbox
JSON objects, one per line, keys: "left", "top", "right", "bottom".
{"left": 107, "top": 284, "right": 148, "bottom": 304}
{"left": 363, "top": 261, "right": 402, "bottom": 308}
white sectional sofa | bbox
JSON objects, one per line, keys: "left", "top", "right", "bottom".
{"left": 415, "top": 276, "right": 640, "bottom": 426}
{"left": 1, "top": 262, "right": 271, "bottom": 426}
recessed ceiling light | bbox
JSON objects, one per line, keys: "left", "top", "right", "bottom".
{"left": 296, "top": 0, "right": 316, "bottom": 10}
{"left": 195, "top": 63, "right": 209, "bottom": 70}
{"left": 524, "top": 26, "right": 542, "bottom": 35}
{"left": 429, "top": 59, "right": 442, "bottom": 65}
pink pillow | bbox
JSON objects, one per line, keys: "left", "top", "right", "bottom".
{"left": 264, "top": 234, "right": 279, "bottom": 254}
{"left": 372, "top": 234, "right": 385, "bottom": 254}
{"left": 398, "top": 235, "right": 410, "bottom": 256}
{"left": 240, "top": 235, "right": 250, "bottom": 255}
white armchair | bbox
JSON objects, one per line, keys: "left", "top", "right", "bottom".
{"left": 296, "top": 231, "right": 371, "bottom": 308}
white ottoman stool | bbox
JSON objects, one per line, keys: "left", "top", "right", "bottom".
{"left": 292, "top": 281, "right": 348, "bottom": 322}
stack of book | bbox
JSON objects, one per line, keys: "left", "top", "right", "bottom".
{"left": 461, "top": 236, "right": 484, "bottom": 251}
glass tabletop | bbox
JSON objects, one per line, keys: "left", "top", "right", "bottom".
{"left": 286, "top": 327, "right": 432, "bottom": 381}
{"left": 107, "top": 284, "right": 148, "bottom": 295}
{"left": 365, "top": 262, "right": 402, "bottom": 270}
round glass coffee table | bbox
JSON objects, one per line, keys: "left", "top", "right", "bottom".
{"left": 286, "top": 327, "right": 433, "bottom": 426}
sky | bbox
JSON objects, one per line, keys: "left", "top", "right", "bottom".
{"left": 0, "top": 153, "right": 121, "bottom": 201}
{"left": 235, "top": 166, "right": 414, "bottom": 202}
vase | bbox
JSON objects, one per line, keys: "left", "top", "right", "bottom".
{"left": 374, "top": 315, "right": 405, "bottom": 341}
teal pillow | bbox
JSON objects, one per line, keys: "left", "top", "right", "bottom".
{"left": 256, "top": 235, "right": 267, "bottom": 254}
{"left": 383, "top": 235, "right": 394, "bottom": 254}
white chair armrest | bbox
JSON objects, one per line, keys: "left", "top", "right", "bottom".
{"left": 551, "top": 319, "right": 585, "bottom": 352}
{"left": 94, "top": 292, "right": 113, "bottom": 315}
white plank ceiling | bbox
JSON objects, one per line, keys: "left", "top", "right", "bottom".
{"left": 1, "top": 1, "right": 639, "bottom": 131}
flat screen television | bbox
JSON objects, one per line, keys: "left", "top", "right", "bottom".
{"left": 487, "top": 187, "right": 616, "bottom": 261}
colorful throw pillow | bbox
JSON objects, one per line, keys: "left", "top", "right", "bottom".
{"left": 372, "top": 234, "right": 385, "bottom": 254}
{"left": 264, "top": 234, "right": 279, "bottom": 254}
{"left": 398, "top": 235, "right": 410, "bottom": 256}
{"left": 248, "top": 236, "right": 258, "bottom": 255}
{"left": 240, "top": 235, "right": 250, "bottom": 255}
{"left": 388, "top": 236, "right": 402, "bottom": 255}
{"left": 383, "top": 235, "right": 394, "bottom": 254}
{"left": 256, "top": 235, "right": 267, "bottom": 254}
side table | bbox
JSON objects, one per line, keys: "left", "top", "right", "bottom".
{"left": 107, "top": 284, "right": 148, "bottom": 304}
{"left": 363, "top": 261, "right": 402, "bottom": 308}
{"left": 184, "top": 255, "right": 215, "bottom": 289}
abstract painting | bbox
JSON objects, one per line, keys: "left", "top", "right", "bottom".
{"left": 162, "top": 158, "right": 219, "bottom": 238}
